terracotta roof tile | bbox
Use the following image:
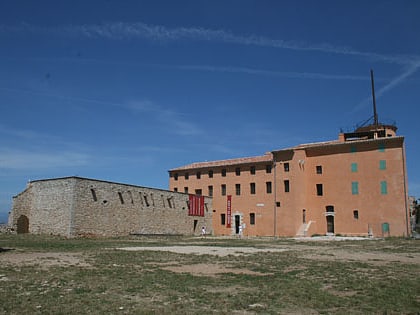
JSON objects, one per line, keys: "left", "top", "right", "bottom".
{"left": 170, "top": 153, "right": 273, "bottom": 171}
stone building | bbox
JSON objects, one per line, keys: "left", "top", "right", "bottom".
{"left": 169, "top": 124, "right": 410, "bottom": 237}
{"left": 10, "top": 176, "right": 212, "bottom": 237}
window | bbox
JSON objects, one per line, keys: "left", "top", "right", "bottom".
{"left": 316, "top": 184, "right": 323, "bottom": 196}
{"left": 276, "top": 201, "right": 281, "bottom": 207}
{"left": 379, "top": 160, "right": 386, "bottom": 170}
{"left": 350, "top": 145, "right": 357, "bottom": 153}
{"left": 174, "top": 173, "right": 178, "bottom": 181}
{"left": 222, "top": 169, "right": 227, "bottom": 177}
{"left": 284, "top": 163, "right": 290, "bottom": 172}
{"left": 352, "top": 181, "right": 359, "bottom": 195}
{"left": 235, "top": 167, "right": 241, "bottom": 176}
{"left": 196, "top": 172, "right": 201, "bottom": 179}
{"left": 235, "top": 184, "right": 241, "bottom": 196}
{"left": 174, "top": 187, "right": 178, "bottom": 192}
{"left": 250, "top": 183, "right": 256, "bottom": 194}
{"left": 185, "top": 172, "right": 189, "bottom": 180}
{"left": 90, "top": 189, "right": 97, "bottom": 202}
{"left": 208, "top": 185, "right": 213, "bottom": 197}
{"left": 381, "top": 181, "right": 388, "bottom": 195}
{"left": 351, "top": 163, "right": 358, "bottom": 172}
{"left": 378, "top": 143, "right": 385, "bottom": 152}
{"left": 353, "top": 210, "right": 359, "bottom": 219}
{"left": 284, "top": 180, "right": 290, "bottom": 193}
{"left": 221, "top": 214, "right": 226, "bottom": 225}
{"left": 266, "top": 181, "right": 272, "bottom": 194}
{"left": 195, "top": 189, "right": 202, "bottom": 196}
{"left": 250, "top": 166, "right": 256, "bottom": 175}
{"left": 221, "top": 184, "right": 226, "bottom": 196}
{"left": 144, "top": 194, "right": 150, "bottom": 207}
{"left": 250, "top": 213, "right": 255, "bottom": 225}
{"left": 266, "top": 164, "right": 272, "bottom": 173}
{"left": 184, "top": 187, "right": 189, "bottom": 194}
{"left": 208, "top": 170, "right": 213, "bottom": 178}
{"left": 316, "top": 165, "right": 322, "bottom": 174}
{"left": 118, "top": 192, "right": 124, "bottom": 204}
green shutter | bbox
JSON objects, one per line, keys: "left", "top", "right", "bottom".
{"left": 351, "top": 163, "right": 358, "bottom": 172}
{"left": 379, "top": 160, "right": 386, "bottom": 170}
{"left": 352, "top": 181, "right": 359, "bottom": 195}
{"left": 381, "top": 181, "right": 388, "bottom": 194}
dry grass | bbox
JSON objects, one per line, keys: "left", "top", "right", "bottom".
{"left": 0, "top": 234, "right": 419, "bottom": 314}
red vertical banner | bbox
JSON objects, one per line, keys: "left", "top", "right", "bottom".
{"left": 189, "top": 195, "right": 205, "bottom": 217}
{"left": 226, "top": 195, "right": 232, "bottom": 228}
{"left": 199, "top": 196, "right": 205, "bottom": 217}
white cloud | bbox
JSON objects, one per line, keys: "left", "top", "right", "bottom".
{"left": 125, "top": 100, "right": 203, "bottom": 136}
{"left": 0, "top": 150, "right": 90, "bottom": 170}
{"left": 56, "top": 22, "right": 420, "bottom": 66}
{"left": 353, "top": 61, "right": 420, "bottom": 112}
{"left": 3, "top": 22, "right": 419, "bottom": 66}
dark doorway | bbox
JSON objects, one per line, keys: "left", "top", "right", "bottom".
{"left": 302, "top": 209, "right": 306, "bottom": 223}
{"left": 325, "top": 205, "right": 335, "bottom": 234}
{"left": 193, "top": 220, "right": 198, "bottom": 232}
{"left": 326, "top": 216, "right": 334, "bottom": 234}
{"left": 234, "top": 215, "right": 240, "bottom": 234}
{"left": 17, "top": 215, "right": 29, "bottom": 234}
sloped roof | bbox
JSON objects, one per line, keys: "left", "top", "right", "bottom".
{"left": 169, "top": 153, "right": 273, "bottom": 171}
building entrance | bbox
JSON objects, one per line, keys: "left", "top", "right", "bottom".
{"left": 17, "top": 215, "right": 29, "bottom": 234}
{"left": 326, "top": 205, "right": 335, "bottom": 234}
{"left": 234, "top": 215, "right": 240, "bottom": 234}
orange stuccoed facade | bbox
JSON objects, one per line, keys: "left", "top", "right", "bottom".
{"left": 169, "top": 125, "right": 410, "bottom": 237}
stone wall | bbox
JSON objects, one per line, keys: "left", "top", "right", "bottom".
{"left": 10, "top": 177, "right": 212, "bottom": 237}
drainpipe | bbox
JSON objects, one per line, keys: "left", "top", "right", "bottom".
{"left": 402, "top": 142, "right": 410, "bottom": 237}
{"left": 273, "top": 155, "right": 277, "bottom": 237}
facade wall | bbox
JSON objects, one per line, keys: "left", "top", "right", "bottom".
{"left": 170, "top": 157, "right": 276, "bottom": 236}
{"left": 11, "top": 177, "right": 212, "bottom": 237}
{"left": 11, "top": 179, "right": 74, "bottom": 235}
{"left": 169, "top": 134, "right": 409, "bottom": 237}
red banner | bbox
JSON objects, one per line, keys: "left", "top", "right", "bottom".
{"left": 226, "top": 195, "right": 232, "bottom": 228}
{"left": 188, "top": 195, "right": 204, "bottom": 217}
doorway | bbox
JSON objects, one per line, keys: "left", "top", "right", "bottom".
{"left": 234, "top": 215, "right": 240, "bottom": 234}
{"left": 325, "top": 205, "right": 334, "bottom": 234}
{"left": 17, "top": 215, "right": 29, "bottom": 234}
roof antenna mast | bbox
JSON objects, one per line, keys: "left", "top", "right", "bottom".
{"left": 370, "top": 69, "right": 379, "bottom": 126}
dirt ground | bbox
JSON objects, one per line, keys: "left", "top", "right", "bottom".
{"left": 1, "top": 238, "right": 419, "bottom": 273}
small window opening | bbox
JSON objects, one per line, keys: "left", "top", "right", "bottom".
{"left": 284, "top": 180, "right": 290, "bottom": 193}
{"left": 316, "top": 165, "right": 322, "bottom": 174}
{"left": 266, "top": 181, "right": 272, "bottom": 194}
{"left": 235, "top": 167, "right": 241, "bottom": 176}
{"left": 196, "top": 172, "right": 201, "bottom": 179}
{"left": 235, "top": 184, "right": 241, "bottom": 196}
{"left": 221, "top": 184, "right": 226, "bottom": 196}
{"left": 250, "top": 213, "right": 255, "bottom": 225}
{"left": 284, "top": 163, "right": 290, "bottom": 172}
{"left": 118, "top": 192, "right": 124, "bottom": 204}
{"left": 208, "top": 170, "right": 213, "bottom": 178}
{"left": 250, "top": 182, "right": 256, "bottom": 194}
{"left": 250, "top": 166, "right": 256, "bottom": 175}
{"left": 266, "top": 164, "right": 272, "bottom": 173}
{"left": 90, "top": 189, "right": 97, "bottom": 202}
{"left": 184, "top": 187, "right": 188, "bottom": 194}
{"left": 222, "top": 169, "right": 226, "bottom": 177}
{"left": 353, "top": 210, "right": 359, "bottom": 219}
{"left": 221, "top": 213, "right": 226, "bottom": 225}
{"left": 316, "top": 184, "right": 323, "bottom": 196}
{"left": 144, "top": 195, "right": 150, "bottom": 207}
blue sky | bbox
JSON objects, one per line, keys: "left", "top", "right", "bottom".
{"left": 1, "top": 0, "right": 419, "bottom": 223}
